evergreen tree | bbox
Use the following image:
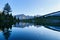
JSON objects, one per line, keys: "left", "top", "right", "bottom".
{"left": 3, "top": 3, "right": 12, "bottom": 14}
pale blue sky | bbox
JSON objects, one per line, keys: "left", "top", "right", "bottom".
{"left": 0, "top": 0, "right": 60, "bottom": 16}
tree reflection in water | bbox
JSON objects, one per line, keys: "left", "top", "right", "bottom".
{"left": 0, "top": 22, "right": 13, "bottom": 40}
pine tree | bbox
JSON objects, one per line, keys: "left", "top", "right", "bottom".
{"left": 3, "top": 3, "right": 12, "bottom": 15}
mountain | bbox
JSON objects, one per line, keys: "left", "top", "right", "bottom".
{"left": 43, "top": 11, "right": 60, "bottom": 17}
{"left": 15, "top": 14, "right": 34, "bottom": 20}
{"left": 42, "top": 11, "right": 60, "bottom": 24}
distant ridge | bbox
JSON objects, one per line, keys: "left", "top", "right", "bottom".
{"left": 43, "top": 11, "right": 60, "bottom": 17}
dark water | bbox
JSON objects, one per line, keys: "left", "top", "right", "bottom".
{"left": 0, "top": 22, "right": 60, "bottom": 40}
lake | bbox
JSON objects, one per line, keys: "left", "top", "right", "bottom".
{"left": 0, "top": 22, "right": 60, "bottom": 40}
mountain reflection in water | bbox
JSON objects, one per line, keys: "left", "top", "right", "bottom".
{"left": 13, "top": 22, "right": 60, "bottom": 32}
{"left": 44, "top": 25, "right": 60, "bottom": 32}
{"left": 0, "top": 22, "right": 60, "bottom": 40}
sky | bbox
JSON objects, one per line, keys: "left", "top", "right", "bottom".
{"left": 0, "top": 0, "right": 60, "bottom": 16}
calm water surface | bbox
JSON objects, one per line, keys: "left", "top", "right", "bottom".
{"left": 0, "top": 22, "right": 60, "bottom": 40}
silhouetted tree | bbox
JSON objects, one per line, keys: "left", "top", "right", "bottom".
{"left": 3, "top": 3, "right": 12, "bottom": 14}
